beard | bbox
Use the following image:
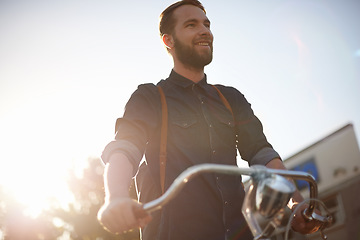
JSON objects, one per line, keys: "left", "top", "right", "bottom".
{"left": 173, "top": 34, "right": 213, "bottom": 69}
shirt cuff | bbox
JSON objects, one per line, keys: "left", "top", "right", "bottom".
{"left": 249, "top": 147, "right": 281, "bottom": 166}
{"left": 101, "top": 140, "right": 143, "bottom": 176}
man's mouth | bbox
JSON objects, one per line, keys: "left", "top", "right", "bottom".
{"left": 195, "top": 41, "right": 212, "bottom": 48}
{"left": 197, "top": 42, "right": 210, "bottom": 46}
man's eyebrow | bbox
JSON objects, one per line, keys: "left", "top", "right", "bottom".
{"left": 183, "top": 18, "right": 211, "bottom": 25}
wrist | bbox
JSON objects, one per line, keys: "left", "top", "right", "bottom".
{"left": 105, "top": 192, "right": 130, "bottom": 202}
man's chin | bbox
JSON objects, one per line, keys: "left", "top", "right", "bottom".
{"left": 176, "top": 50, "right": 213, "bottom": 69}
{"left": 194, "top": 52, "right": 213, "bottom": 67}
{"left": 185, "top": 59, "right": 212, "bottom": 69}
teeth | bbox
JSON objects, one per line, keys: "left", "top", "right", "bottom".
{"left": 198, "top": 42, "right": 209, "bottom": 46}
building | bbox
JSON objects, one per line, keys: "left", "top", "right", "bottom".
{"left": 275, "top": 123, "right": 360, "bottom": 240}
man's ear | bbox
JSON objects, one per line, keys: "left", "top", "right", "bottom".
{"left": 162, "top": 34, "right": 174, "bottom": 50}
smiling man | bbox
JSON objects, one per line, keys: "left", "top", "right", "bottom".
{"left": 97, "top": 1, "right": 321, "bottom": 240}
{"left": 168, "top": 5, "right": 213, "bottom": 74}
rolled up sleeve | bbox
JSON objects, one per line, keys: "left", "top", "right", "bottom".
{"left": 249, "top": 147, "right": 281, "bottom": 166}
{"left": 100, "top": 83, "right": 160, "bottom": 176}
{"left": 101, "top": 140, "right": 143, "bottom": 176}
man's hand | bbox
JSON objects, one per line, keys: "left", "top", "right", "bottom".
{"left": 265, "top": 159, "right": 328, "bottom": 235}
{"left": 97, "top": 197, "right": 152, "bottom": 234}
{"left": 291, "top": 203, "right": 323, "bottom": 234}
{"left": 98, "top": 154, "right": 152, "bottom": 234}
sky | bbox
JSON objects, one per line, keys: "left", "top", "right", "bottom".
{"left": 0, "top": 0, "right": 359, "bottom": 212}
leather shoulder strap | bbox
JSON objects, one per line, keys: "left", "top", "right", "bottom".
{"left": 157, "top": 86, "right": 168, "bottom": 194}
{"left": 211, "top": 85, "right": 234, "bottom": 118}
{"left": 157, "top": 85, "right": 234, "bottom": 194}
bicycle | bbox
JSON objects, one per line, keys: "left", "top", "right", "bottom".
{"left": 134, "top": 163, "right": 333, "bottom": 240}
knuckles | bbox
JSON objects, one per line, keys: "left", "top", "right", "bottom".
{"left": 97, "top": 198, "right": 142, "bottom": 234}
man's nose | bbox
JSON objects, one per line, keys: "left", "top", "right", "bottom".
{"left": 199, "top": 25, "right": 212, "bottom": 37}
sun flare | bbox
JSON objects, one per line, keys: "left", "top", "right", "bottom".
{"left": 0, "top": 100, "right": 93, "bottom": 218}
{"left": 0, "top": 156, "right": 76, "bottom": 218}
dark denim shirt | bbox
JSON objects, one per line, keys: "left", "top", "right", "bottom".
{"left": 102, "top": 70, "right": 280, "bottom": 240}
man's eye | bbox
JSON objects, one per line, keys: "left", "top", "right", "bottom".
{"left": 186, "top": 24, "right": 195, "bottom": 28}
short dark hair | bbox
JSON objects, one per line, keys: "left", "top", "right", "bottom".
{"left": 159, "top": 0, "right": 206, "bottom": 37}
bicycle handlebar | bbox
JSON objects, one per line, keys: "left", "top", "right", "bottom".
{"left": 134, "top": 164, "right": 332, "bottom": 239}
{"left": 139, "top": 164, "right": 318, "bottom": 217}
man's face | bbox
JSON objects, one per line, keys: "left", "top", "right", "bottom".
{"left": 171, "top": 5, "right": 213, "bottom": 69}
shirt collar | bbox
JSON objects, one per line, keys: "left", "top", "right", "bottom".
{"left": 168, "top": 70, "right": 208, "bottom": 88}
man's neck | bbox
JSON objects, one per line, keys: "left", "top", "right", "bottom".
{"left": 173, "top": 63, "right": 205, "bottom": 83}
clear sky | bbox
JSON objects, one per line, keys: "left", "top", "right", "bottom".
{"left": 0, "top": 0, "right": 359, "bottom": 213}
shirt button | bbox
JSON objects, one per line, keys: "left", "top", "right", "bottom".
{"left": 212, "top": 150, "right": 216, "bottom": 154}
{"left": 224, "top": 201, "right": 228, "bottom": 205}
{"left": 209, "top": 124, "right": 212, "bottom": 128}
{"left": 226, "top": 229, "right": 230, "bottom": 233}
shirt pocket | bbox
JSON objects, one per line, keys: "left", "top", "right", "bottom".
{"left": 172, "top": 117, "right": 198, "bottom": 129}
{"left": 217, "top": 116, "right": 235, "bottom": 128}
{"left": 216, "top": 116, "right": 237, "bottom": 148}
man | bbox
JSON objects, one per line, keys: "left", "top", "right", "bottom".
{"left": 98, "top": 1, "right": 321, "bottom": 239}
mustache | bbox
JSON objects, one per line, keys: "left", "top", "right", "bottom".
{"left": 194, "top": 37, "right": 213, "bottom": 45}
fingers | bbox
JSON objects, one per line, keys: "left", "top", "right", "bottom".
{"left": 98, "top": 198, "right": 150, "bottom": 234}
{"left": 134, "top": 206, "right": 153, "bottom": 228}
{"left": 99, "top": 200, "right": 136, "bottom": 233}
{"left": 291, "top": 204, "right": 323, "bottom": 234}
